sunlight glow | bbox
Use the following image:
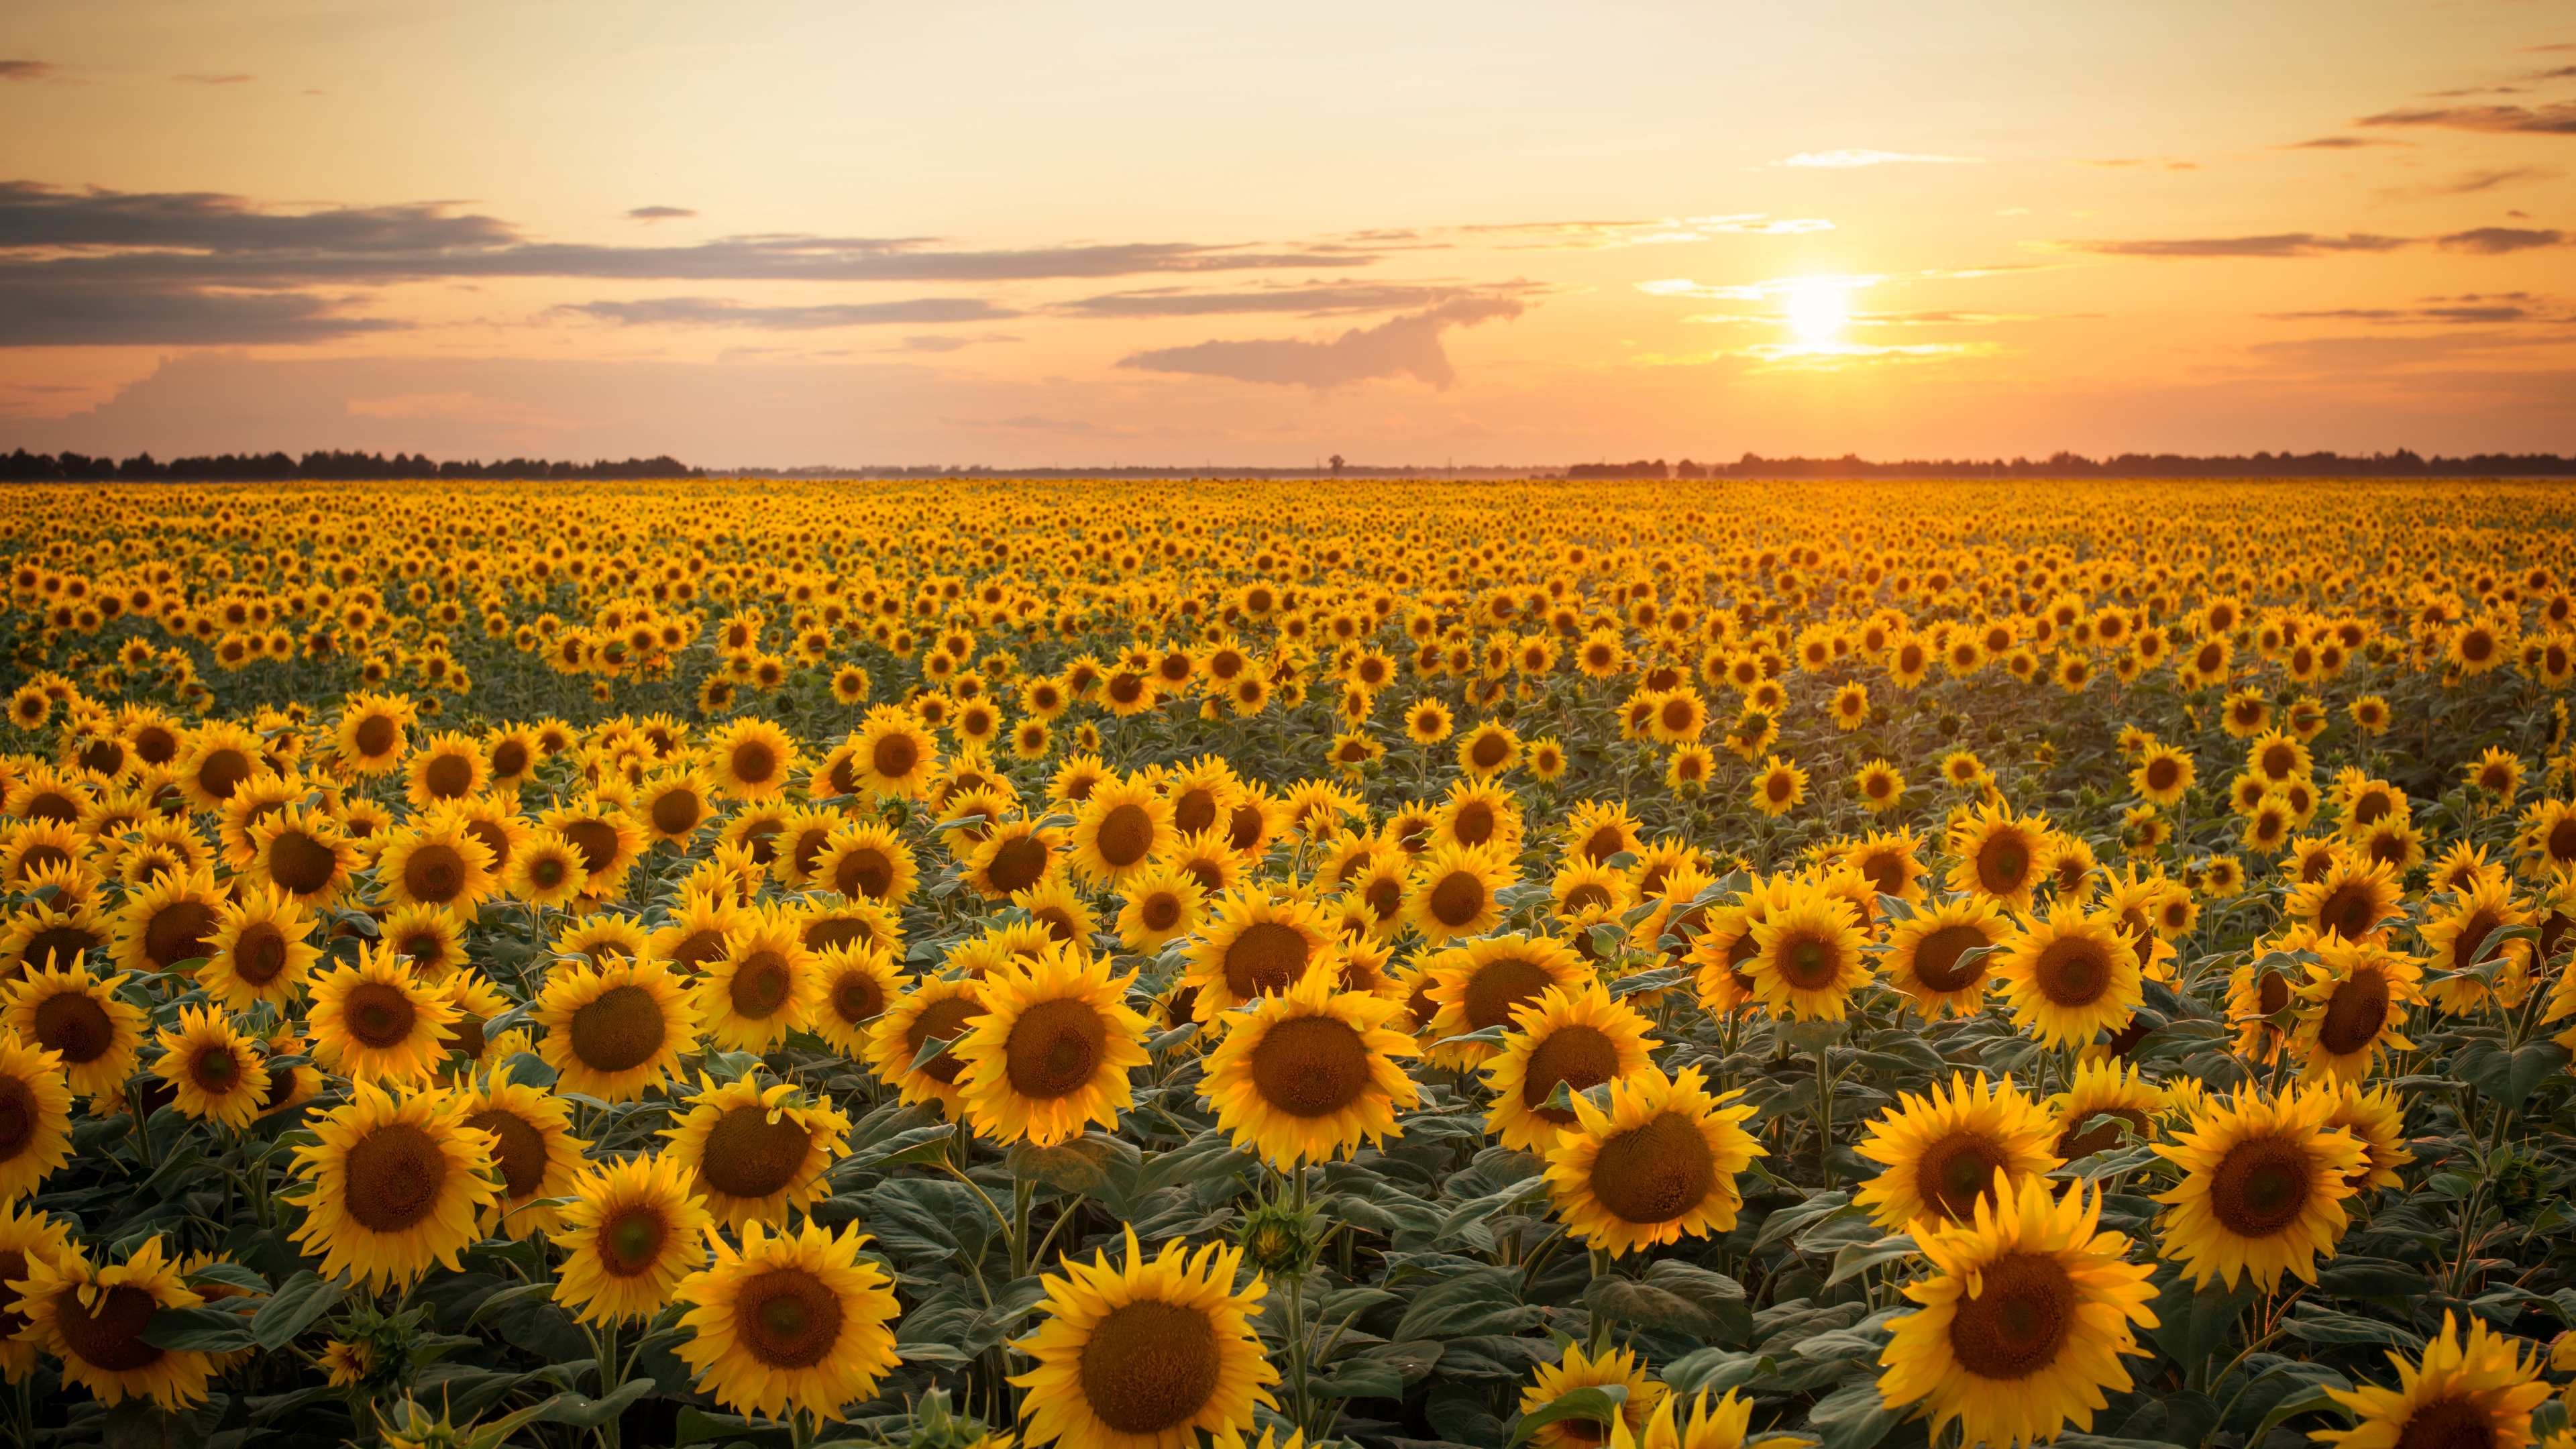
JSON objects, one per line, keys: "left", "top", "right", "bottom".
{"left": 1785, "top": 283, "right": 1847, "bottom": 343}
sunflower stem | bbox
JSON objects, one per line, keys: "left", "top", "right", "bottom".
{"left": 1813, "top": 1046, "right": 1835, "bottom": 1187}
{"left": 1010, "top": 1177, "right": 1034, "bottom": 1281}
{"left": 592, "top": 1318, "right": 622, "bottom": 1449}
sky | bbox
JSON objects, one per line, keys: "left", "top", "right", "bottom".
{"left": 2, "top": 0, "right": 2572, "bottom": 467}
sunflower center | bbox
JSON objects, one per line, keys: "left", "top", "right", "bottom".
{"left": 830, "top": 971, "right": 884, "bottom": 1026}
{"left": 1946, "top": 1250, "right": 2076, "bottom": 1380}
{"left": 731, "top": 741, "right": 778, "bottom": 786}
{"left": 1463, "top": 958, "right": 1552, "bottom": 1031}
{"left": 569, "top": 985, "right": 669, "bottom": 1073}
{"left": 1428, "top": 871, "right": 1489, "bottom": 929}
{"left": 2317, "top": 968, "right": 2391, "bottom": 1057}
{"left": 352, "top": 716, "right": 398, "bottom": 758}
{"left": 191, "top": 1044, "right": 242, "bottom": 1091}
{"left": 729, "top": 951, "right": 793, "bottom": 1020}
{"left": 1141, "top": 892, "right": 1183, "bottom": 932}
{"left": 906, "top": 998, "right": 982, "bottom": 1084}
{"left": 602, "top": 1205, "right": 667, "bottom": 1275}
{"left": 30, "top": 992, "right": 113, "bottom": 1065}
{"left": 267, "top": 831, "right": 339, "bottom": 895}
{"left": 466, "top": 1107, "right": 550, "bottom": 1197}
{"left": 985, "top": 835, "right": 1051, "bottom": 895}
{"left": 403, "top": 844, "right": 467, "bottom": 904}
{"left": 1523, "top": 1025, "right": 1620, "bottom": 1123}
{"left": 651, "top": 790, "right": 702, "bottom": 837}
{"left": 1095, "top": 804, "right": 1156, "bottom": 869}
{"left": 344, "top": 1122, "right": 450, "bottom": 1232}
{"left": 871, "top": 733, "right": 921, "bottom": 782}
{"left": 144, "top": 900, "right": 219, "bottom": 969}
{"left": 2055, "top": 1108, "right": 2151, "bottom": 1162}
{"left": 1006, "top": 997, "right": 1110, "bottom": 1099}
{"left": 736, "top": 1266, "right": 844, "bottom": 1368}
{"left": 1452, "top": 802, "right": 1497, "bottom": 847}
{"left": 1977, "top": 834, "right": 2030, "bottom": 894}
{"left": 2550, "top": 818, "right": 2576, "bottom": 865}
{"left": 1249, "top": 1015, "right": 1371, "bottom": 1118}
{"left": 835, "top": 847, "right": 895, "bottom": 900}
{"left": 2033, "top": 937, "right": 2112, "bottom": 1006}
{"left": 1911, "top": 925, "right": 1990, "bottom": 993}
{"left": 2452, "top": 910, "right": 2504, "bottom": 966}
{"left": 1364, "top": 877, "right": 1403, "bottom": 921}
{"left": 1077, "top": 1298, "right": 1222, "bottom": 1434}
{"left": 1778, "top": 933, "right": 1841, "bottom": 991}
{"left": 197, "top": 748, "right": 254, "bottom": 800}
{"left": 1472, "top": 735, "right": 1511, "bottom": 769}
{"left": 2396, "top": 1396, "right": 2499, "bottom": 1449}
{"left": 1591, "top": 1111, "right": 1717, "bottom": 1224}
{"left": 2146, "top": 757, "right": 2180, "bottom": 792}
{"left": 423, "top": 754, "right": 474, "bottom": 799}
{"left": 0, "top": 1075, "right": 38, "bottom": 1159}
{"left": 1222, "top": 922, "right": 1311, "bottom": 1000}
{"left": 2315, "top": 882, "right": 2385, "bottom": 940}
{"left": 700, "top": 1107, "right": 812, "bottom": 1199}
{"left": 342, "top": 981, "right": 419, "bottom": 1050}
{"left": 56, "top": 1283, "right": 164, "bottom": 1373}
{"left": 561, "top": 819, "right": 621, "bottom": 873}
{"left": 1910, "top": 1129, "right": 2007, "bottom": 1218}
{"left": 1173, "top": 788, "right": 1219, "bottom": 836}
{"left": 2210, "top": 1134, "right": 2314, "bottom": 1238}
{"left": 491, "top": 740, "right": 530, "bottom": 778}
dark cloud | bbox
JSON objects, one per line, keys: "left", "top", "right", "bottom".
{"left": 1055, "top": 281, "right": 1541, "bottom": 319}
{"left": 556, "top": 297, "right": 1021, "bottom": 329}
{"left": 2358, "top": 103, "right": 2576, "bottom": 136}
{"left": 2260, "top": 300, "right": 2552, "bottom": 323}
{"left": 0, "top": 61, "right": 54, "bottom": 82}
{"left": 2071, "top": 233, "right": 2412, "bottom": 258}
{"left": 0, "top": 286, "right": 403, "bottom": 347}
{"left": 1116, "top": 297, "right": 1523, "bottom": 390}
{"left": 2437, "top": 227, "right": 2567, "bottom": 254}
{"left": 627, "top": 206, "right": 695, "bottom": 222}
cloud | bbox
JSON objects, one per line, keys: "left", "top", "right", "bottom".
{"left": 2261, "top": 298, "right": 2559, "bottom": 324}
{"left": 555, "top": 296, "right": 1022, "bottom": 329}
{"left": 627, "top": 206, "right": 696, "bottom": 222}
{"left": 0, "top": 286, "right": 404, "bottom": 346}
{"left": 1054, "top": 281, "right": 1546, "bottom": 319}
{"left": 2359, "top": 103, "right": 2576, "bottom": 136}
{"left": 2411, "top": 167, "right": 2559, "bottom": 196}
{"left": 1773, "top": 150, "right": 1980, "bottom": 168}
{"left": 2281, "top": 136, "right": 2406, "bottom": 149}
{"left": 174, "top": 74, "right": 253, "bottom": 85}
{"left": 0, "top": 61, "right": 55, "bottom": 82}
{"left": 1116, "top": 297, "right": 1523, "bottom": 390}
{"left": 2068, "top": 232, "right": 2410, "bottom": 258}
{"left": 2437, "top": 227, "right": 2566, "bottom": 254}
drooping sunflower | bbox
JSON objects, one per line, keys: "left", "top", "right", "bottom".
{"left": 661, "top": 1075, "right": 852, "bottom": 1230}
{"left": 1991, "top": 907, "right": 2141, "bottom": 1051}
{"left": 1177, "top": 890, "right": 1338, "bottom": 1022}
{"left": 286, "top": 1082, "right": 500, "bottom": 1292}
{"left": 1011, "top": 1226, "right": 1277, "bottom": 1449}
{"left": 2152, "top": 1087, "right": 2364, "bottom": 1289}
{"left": 1947, "top": 802, "right": 2051, "bottom": 912}
{"left": 1404, "top": 840, "right": 1515, "bottom": 944}
{"left": 695, "top": 911, "right": 820, "bottom": 1053}
{"left": 2314, "top": 1313, "right": 2548, "bottom": 1449}
{"left": 811, "top": 943, "right": 905, "bottom": 1055}
{"left": 4, "top": 962, "right": 146, "bottom": 1101}
{"left": 1875, "top": 1175, "right": 2158, "bottom": 1449}
{"left": 1201, "top": 969, "right": 1419, "bottom": 1167}
{"left": 672, "top": 1217, "right": 903, "bottom": 1424}
{"left": 1419, "top": 932, "right": 1592, "bottom": 1066}
{"left": 1544, "top": 1064, "right": 1763, "bottom": 1257}
{"left": 1520, "top": 1341, "right": 1668, "bottom": 1449}
{"left": 1481, "top": 983, "right": 1658, "bottom": 1153}
{"left": 867, "top": 975, "right": 987, "bottom": 1118}
{"left": 1741, "top": 884, "right": 1870, "bottom": 1021}
{"left": 2288, "top": 858, "right": 2406, "bottom": 944}
{"left": 2290, "top": 938, "right": 2423, "bottom": 1085}
{"left": 1880, "top": 893, "right": 2010, "bottom": 1018}
{"left": 14, "top": 1236, "right": 216, "bottom": 1409}
{"left": 531, "top": 956, "right": 698, "bottom": 1102}
{"left": 553, "top": 1153, "right": 714, "bottom": 1326}
{"left": 1854, "top": 1072, "right": 2062, "bottom": 1231}
{"left": 0, "top": 1035, "right": 73, "bottom": 1201}
{"left": 307, "top": 945, "right": 464, "bottom": 1085}
{"left": 150, "top": 1006, "right": 272, "bottom": 1129}
{"left": 952, "top": 947, "right": 1150, "bottom": 1148}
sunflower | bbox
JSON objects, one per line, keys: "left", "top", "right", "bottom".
{"left": 0, "top": 1035, "right": 72, "bottom": 1201}
{"left": 1159, "top": 756, "right": 1242, "bottom": 838}
{"left": 172, "top": 720, "right": 268, "bottom": 810}
{"left": 1855, "top": 1072, "right": 2061, "bottom": 1231}
{"left": 1404, "top": 840, "right": 1515, "bottom": 945}
{"left": 662, "top": 1075, "right": 853, "bottom": 1231}
{"left": 2047, "top": 1057, "right": 2167, "bottom": 1162}
{"left": 0, "top": 1200, "right": 72, "bottom": 1381}
{"left": 375, "top": 819, "right": 500, "bottom": 914}
{"left": 532, "top": 956, "right": 698, "bottom": 1102}
{"left": 373, "top": 902, "right": 466, "bottom": 980}
{"left": 1011, "top": 1226, "right": 1277, "bottom": 1449}
{"left": 105, "top": 864, "right": 223, "bottom": 978}
{"left": 403, "top": 731, "right": 487, "bottom": 809}
{"left": 2323, "top": 1082, "right": 2415, "bottom": 1194}
{"left": 334, "top": 692, "right": 417, "bottom": 775}
{"left": 461, "top": 1067, "right": 590, "bottom": 1239}
{"left": 2153, "top": 1087, "right": 2364, "bottom": 1289}
{"left": 244, "top": 803, "right": 358, "bottom": 906}
{"left": 1544, "top": 1064, "right": 1762, "bottom": 1256}
{"left": 694, "top": 912, "right": 820, "bottom": 1053}
{"left": 1419, "top": 932, "right": 1592, "bottom": 1065}
{"left": 1991, "top": 907, "right": 2141, "bottom": 1051}
{"left": 710, "top": 716, "right": 800, "bottom": 800}
{"left": 1741, "top": 885, "right": 1870, "bottom": 1021}
{"left": 2419, "top": 875, "right": 2533, "bottom": 1013}
{"left": 2316, "top": 1312, "right": 2549, "bottom": 1449}
{"left": 1199, "top": 969, "right": 1417, "bottom": 1167}
{"left": 539, "top": 798, "right": 649, "bottom": 898}
{"left": 2289, "top": 859, "right": 2405, "bottom": 943}
{"left": 673, "top": 1217, "right": 903, "bottom": 1423}
{"left": 553, "top": 1154, "right": 714, "bottom": 1326}
{"left": 14, "top": 1236, "right": 215, "bottom": 1409}
{"left": 637, "top": 768, "right": 717, "bottom": 845}
{"left": 2127, "top": 743, "right": 2195, "bottom": 806}
{"left": 1875, "top": 1175, "right": 2157, "bottom": 1449}
{"left": 213, "top": 771, "right": 307, "bottom": 869}
{"left": 1748, "top": 755, "right": 1806, "bottom": 818}
{"left": 1947, "top": 802, "right": 2051, "bottom": 911}
{"left": 1880, "top": 893, "right": 2009, "bottom": 1018}
{"left": 963, "top": 819, "right": 1065, "bottom": 901}
{"left": 1456, "top": 721, "right": 1523, "bottom": 780}
{"left": 307, "top": 945, "right": 465, "bottom": 1084}
{"left": 1434, "top": 779, "right": 1523, "bottom": 855}
{"left": 953, "top": 947, "right": 1150, "bottom": 1147}
{"left": 2290, "top": 938, "right": 2423, "bottom": 1085}
{"left": 850, "top": 708, "right": 941, "bottom": 798}
{"left": 816, "top": 821, "right": 920, "bottom": 908}
{"left": 1071, "top": 775, "right": 1175, "bottom": 886}
{"left": 149, "top": 1006, "right": 271, "bottom": 1129}
{"left": 867, "top": 975, "right": 987, "bottom": 1118}
{"left": 1177, "top": 890, "right": 1338, "bottom": 1022}
{"left": 287, "top": 1082, "right": 499, "bottom": 1291}
{"left": 4, "top": 962, "right": 145, "bottom": 1101}
{"left": 1521, "top": 1341, "right": 1668, "bottom": 1449}
{"left": 1481, "top": 983, "right": 1658, "bottom": 1154}
{"left": 1116, "top": 864, "right": 1208, "bottom": 953}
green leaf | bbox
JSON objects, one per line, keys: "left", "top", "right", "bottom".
{"left": 1510, "top": 1385, "right": 1628, "bottom": 1448}
{"left": 1585, "top": 1276, "right": 1724, "bottom": 1337}
{"left": 1609, "top": 966, "right": 1690, "bottom": 999}
{"left": 2454, "top": 1039, "right": 2571, "bottom": 1108}
{"left": 1809, "top": 1375, "right": 1902, "bottom": 1449}
{"left": 2146, "top": 1269, "right": 2259, "bottom": 1373}
{"left": 1313, "top": 1358, "right": 1407, "bottom": 1400}
{"left": 867, "top": 1124, "right": 961, "bottom": 1169}
{"left": 482, "top": 1380, "right": 657, "bottom": 1439}
{"left": 1008, "top": 1134, "right": 1137, "bottom": 1197}
{"left": 466, "top": 1279, "right": 561, "bottom": 1328}
{"left": 2282, "top": 1307, "right": 2424, "bottom": 1350}
{"left": 1825, "top": 1234, "right": 1917, "bottom": 1287}
{"left": 140, "top": 1305, "right": 258, "bottom": 1353}
{"left": 1393, "top": 1268, "right": 1538, "bottom": 1343}
{"left": 1433, "top": 1025, "right": 1515, "bottom": 1051}
{"left": 2247, "top": 1384, "right": 2351, "bottom": 1449}
{"left": 182, "top": 1262, "right": 270, "bottom": 1294}
{"left": 250, "top": 1270, "right": 344, "bottom": 1350}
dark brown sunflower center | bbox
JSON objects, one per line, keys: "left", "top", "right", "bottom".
{"left": 466, "top": 1108, "right": 550, "bottom": 1197}
{"left": 1776, "top": 932, "right": 1842, "bottom": 991}
{"left": 984, "top": 835, "right": 1051, "bottom": 895}
{"left": 1452, "top": 802, "right": 1498, "bottom": 847}
{"left": 2396, "top": 1396, "right": 2499, "bottom": 1449}
{"left": 1463, "top": 957, "right": 1552, "bottom": 1031}
{"left": 1141, "top": 892, "right": 1183, "bottom": 932}
{"left": 196, "top": 748, "right": 254, "bottom": 800}
{"left": 1428, "top": 871, "right": 1489, "bottom": 929}
{"left": 267, "top": 830, "right": 339, "bottom": 895}
{"left": 423, "top": 754, "right": 474, "bottom": 799}
{"left": 1945, "top": 1250, "right": 2076, "bottom": 1380}
{"left": 700, "top": 1107, "right": 812, "bottom": 1199}
{"left": 1249, "top": 1014, "right": 1370, "bottom": 1118}
{"left": 836, "top": 846, "right": 896, "bottom": 900}
{"left": 2034, "top": 937, "right": 2112, "bottom": 1006}
{"left": 402, "top": 844, "right": 467, "bottom": 904}
{"left": 871, "top": 732, "right": 920, "bottom": 781}
{"left": 568, "top": 985, "right": 668, "bottom": 1073}
{"left": 906, "top": 998, "right": 981, "bottom": 1083}
{"left": 2210, "top": 1134, "right": 2314, "bottom": 1238}
{"left": 191, "top": 1043, "right": 244, "bottom": 1092}
{"left": 1471, "top": 735, "right": 1511, "bottom": 769}
{"left": 342, "top": 981, "right": 419, "bottom": 1049}
{"left": 1222, "top": 921, "right": 1311, "bottom": 1000}
{"left": 0, "top": 1075, "right": 38, "bottom": 1160}
{"left": 1095, "top": 804, "right": 1156, "bottom": 868}
{"left": 345, "top": 1122, "right": 449, "bottom": 1232}
{"left": 1004, "top": 997, "right": 1110, "bottom": 1099}
{"left": 561, "top": 819, "right": 621, "bottom": 873}
{"left": 57, "top": 1283, "right": 164, "bottom": 1373}
{"left": 2317, "top": 968, "right": 2391, "bottom": 1057}
{"left": 830, "top": 971, "right": 885, "bottom": 1026}
{"left": 602, "top": 1205, "right": 667, "bottom": 1275}
{"left": 490, "top": 740, "right": 530, "bottom": 779}
{"left": 1919, "top": 1131, "right": 2010, "bottom": 1220}
{"left": 650, "top": 790, "right": 702, "bottom": 837}
{"left": 1977, "top": 833, "right": 2031, "bottom": 894}
{"left": 2451, "top": 910, "right": 2504, "bottom": 966}
{"left": 352, "top": 715, "right": 399, "bottom": 758}
{"left": 1591, "top": 1111, "right": 1717, "bottom": 1225}
{"left": 736, "top": 1266, "right": 843, "bottom": 1368}
{"left": 144, "top": 900, "right": 219, "bottom": 969}
{"left": 2315, "top": 881, "right": 2385, "bottom": 940}
{"left": 30, "top": 992, "right": 113, "bottom": 1065}
{"left": 1078, "top": 1297, "right": 1222, "bottom": 1434}
{"left": 1910, "top": 924, "right": 1990, "bottom": 993}
{"left": 730, "top": 741, "right": 779, "bottom": 786}
{"left": 729, "top": 951, "right": 793, "bottom": 1020}
{"left": 1523, "top": 1024, "right": 1619, "bottom": 1124}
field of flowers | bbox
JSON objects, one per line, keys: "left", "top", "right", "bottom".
{"left": 1, "top": 475, "right": 2572, "bottom": 1449}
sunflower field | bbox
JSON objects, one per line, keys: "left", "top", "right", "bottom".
{"left": 1, "top": 476, "right": 2573, "bottom": 1449}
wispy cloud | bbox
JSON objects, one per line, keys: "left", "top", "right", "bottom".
{"left": 2437, "top": 227, "right": 2566, "bottom": 254}
{"left": 1054, "top": 281, "right": 1547, "bottom": 319}
{"left": 1772, "top": 150, "right": 1980, "bottom": 168}
{"left": 2279, "top": 136, "right": 2408, "bottom": 150}
{"left": 2359, "top": 102, "right": 2576, "bottom": 136}
{"left": 555, "top": 297, "right": 1022, "bottom": 329}
{"left": 2066, "top": 232, "right": 2409, "bottom": 258}
{"left": 0, "top": 61, "right": 56, "bottom": 83}
{"left": 2261, "top": 293, "right": 2567, "bottom": 325}
{"left": 1116, "top": 297, "right": 1524, "bottom": 390}
{"left": 625, "top": 206, "right": 696, "bottom": 223}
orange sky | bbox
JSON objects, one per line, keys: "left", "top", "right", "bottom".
{"left": 3, "top": 1, "right": 2571, "bottom": 466}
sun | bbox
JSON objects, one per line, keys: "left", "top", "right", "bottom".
{"left": 1784, "top": 282, "right": 1846, "bottom": 342}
